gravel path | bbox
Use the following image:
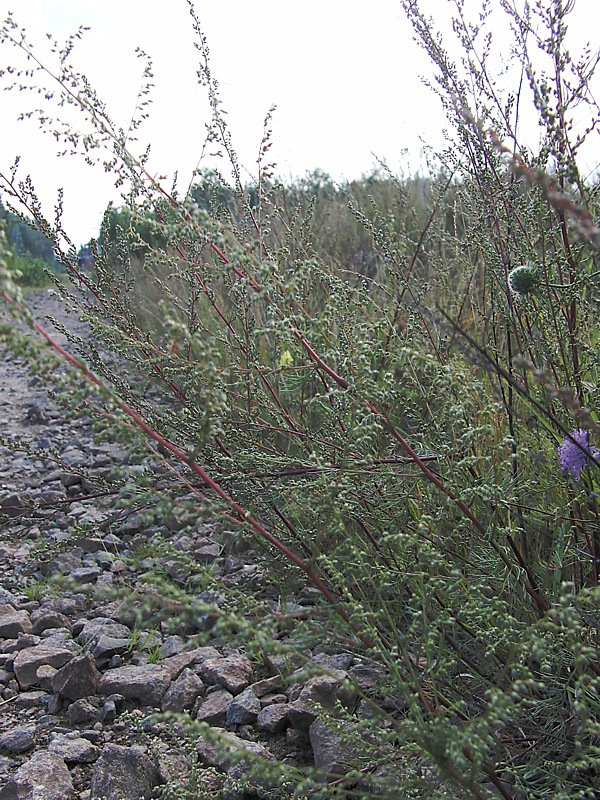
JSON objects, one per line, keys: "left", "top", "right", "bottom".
{"left": 0, "top": 288, "right": 401, "bottom": 799}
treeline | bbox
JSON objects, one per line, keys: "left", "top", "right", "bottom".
{"left": 3, "top": 170, "right": 442, "bottom": 285}
{"left": 0, "top": 200, "right": 56, "bottom": 264}
{"left": 0, "top": 199, "right": 61, "bottom": 286}
{"left": 96, "top": 168, "right": 446, "bottom": 283}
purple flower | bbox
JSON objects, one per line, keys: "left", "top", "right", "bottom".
{"left": 558, "top": 429, "right": 599, "bottom": 481}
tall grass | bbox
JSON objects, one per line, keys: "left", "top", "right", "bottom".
{"left": 1, "top": 1, "right": 599, "bottom": 797}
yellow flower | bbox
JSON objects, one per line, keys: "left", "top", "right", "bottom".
{"left": 279, "top": 349, "right": 293, "bottom": 367}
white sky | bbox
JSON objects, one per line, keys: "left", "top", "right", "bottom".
{"left": 0, "top": 0, "right": 598, "bottom": 247}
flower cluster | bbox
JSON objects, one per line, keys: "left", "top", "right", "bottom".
{"left": 508, "top": 263, "right": 539, "bottom": 298}
{"left": 558, "top": 429, "right": 599, "bottom": 481}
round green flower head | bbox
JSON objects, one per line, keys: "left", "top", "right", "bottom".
{"left": 508, "top": 263, "right": 539, "bottom": 298}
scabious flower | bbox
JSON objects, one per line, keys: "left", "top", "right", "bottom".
{"left": 508, "top": 263, "right": 539, "bottom": 298}
{"left": 558, "top": 429, "right": 600, "bottom": 481}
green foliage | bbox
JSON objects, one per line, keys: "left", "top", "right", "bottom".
{"left": 0, "top": 200, "right": 56, "bottom": 264}
{"left": 0, "top": 202, "right": 58, "bottom": 287}
{"left": 0, "top": 201, "right": 59, "bottom": 286}
{"left": 4, "top": 253, "right": 55, "bottom": 286}
{"left": 1, "top": 1, "right": 600, "bottom": 798}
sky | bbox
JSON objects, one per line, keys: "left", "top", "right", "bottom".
{"left": 0, "top": 0, "right": 598, "bottom": 247}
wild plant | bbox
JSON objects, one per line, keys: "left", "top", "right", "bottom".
{"left": 1, "top": 1, "right": 599, "bottom": 798}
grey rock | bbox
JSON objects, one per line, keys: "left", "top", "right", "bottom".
{"left": 45, "top": 551, "right": 82, "bottom": 576}
{"left": 349, "top": 660, "right": 387, "bottom": 691}
{"left": 287, "top": 670, "right": 353, "bottom": 731}
{"left": 0, "top": 493, "right": 25, "bottom": 519}
{"left": 69, "top": 566, "right": 101, "bottom": 584}
{"left": 88, "top": 634, "right": 129, "bottom": 666}
{"left": 257, "top": 702, "right": 290, "bottom": 733}
{"left": 14, "top": 690, "right": 47, "bottom": 709}
{"left": 101, "top": 699, "right": 117, "bottom": 723}
{"left": 39, "top": 629, "right": 75, "bottom": 649}
{"left": 0, "top": 666, "right": 14, "bottom": 683}
{"left": 77, "top": 618, "right": 131, "bottom": 645}
{"left": 199, "top": 654, "right": 253, "bottom": 694}
{"left": 0, "top": 588, "right": 19, "bottom": 606}
{"left": 116, "top": 513, "right": 143, "bottom": 535}
{"left": 90, "top": 744, "right": 162, "bottom": 800}
{"left": 312, "top": 651, "right": 354, "bottom": 671}
{"left": 193, "top": 542, "right": 221, "bottom": 562}
{"left": 251, "top": 675, "right": 285, "bottom": 698}
{"left": 59, "top": 471, "right": 81, "bottom": 488}
{"left": 67, "top": 697, "right": 101, "bottom": 726}
{"left": 195, "top": 688, "right": 232, "bottom": 724}
{"left": 29, "top": 609, "right": 71, "bottom": 636}
{"left": 160, "top": 635, "right": 185, "bottom": 658}
{"left": 49, "top": 732, "right": 100, "bottom": 763}
{"left": 309, "top": 718, "right": 362, "bottom": 774}
{"left": 161, "top": 646, "right": 221, "bottom": 681}
{"left": 0, "top": 725, "right": 36, "bottom": 754}
{"left": 196, "top": 731, "right": 275, "bottom": 797}
{"left": 51, "top": 652, "right": 101, "bottom": 700}
{"left": 60, "top": 448, "right": 86, "bottom": 467}
{"left": 265, "top": 651, "right": 305, "bottom": 676}
{"left": 287, "top": 701, "right": 325, "bottom": 732}
{"left": 45, "top": 694, "right": 62, "bottom": 714}
{"left": 12, "top": 632, "right": 41, "bottom": 651}
{"left": 13, "top": 644, "right": 73, "bottom": 690}
{"left": 39, "top": 597, "right": 79, "bottom": 617}
{"left": 98, "top": 664, "right": 172, "bottom": 706}
{"left": 75, "top": 537, "right": 106, "bottom": 553}
{"left": 35, "top": 663, "right": 57, "bottom": 690}
{"left": 226, "top": 687, "right": 261, "bottom": 725}
{"left": 196, "top": 729, "right": 274, "bottom": 770}
{"left": 0, "top": 606, "right": 32, "bottom": 638}
{"left": 160, "top": 667, "right": 203, "bottom": 713}
{"left": 0, "top": 749, "right": 75, "bottom": 799}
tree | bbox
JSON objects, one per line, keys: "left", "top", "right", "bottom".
{"left": 0, "top": 200, "right": 56, "bottom": 263}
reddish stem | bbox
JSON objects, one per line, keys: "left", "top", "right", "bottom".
{"left": 2, "top": 290, "right": 374, "bottom": 646}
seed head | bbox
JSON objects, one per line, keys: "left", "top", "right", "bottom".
{"left": 508, "top": 263, "right": 539, "bottom": 298}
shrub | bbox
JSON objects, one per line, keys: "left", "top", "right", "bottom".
{"left": 4, "top": 253, "right": 56, "bottom": 286}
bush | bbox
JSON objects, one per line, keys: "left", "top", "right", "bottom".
{"left": 4, "top": 253, "right": 55, "bottom": 286}
{"left": 1, "top": 1, "right": 599, "bottom": 798}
